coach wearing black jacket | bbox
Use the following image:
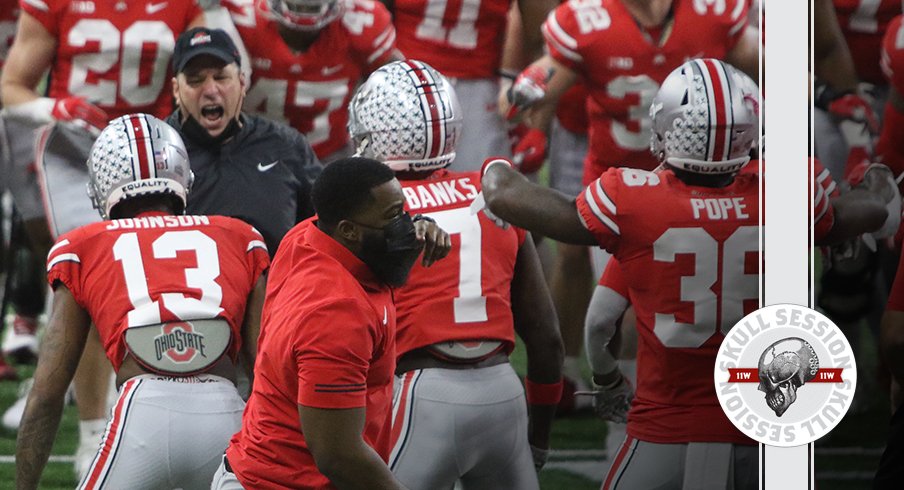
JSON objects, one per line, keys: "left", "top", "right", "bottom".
{"left": 167, "top": 27, "right": 322, "bottom": 256}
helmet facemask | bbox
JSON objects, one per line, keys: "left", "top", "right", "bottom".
{"left": 263, "top": 0, "right": 343, "bottom": 32}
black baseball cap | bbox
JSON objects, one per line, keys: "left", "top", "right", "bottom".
{"left": 172, "top": 27, "right": 241, "bottom": 73}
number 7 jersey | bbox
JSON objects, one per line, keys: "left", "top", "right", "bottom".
{"left": 45, "top": 213, "right": 270, "bottom": 371}
{"left": 576, "top": 167, "right": 759, "bottom": 444}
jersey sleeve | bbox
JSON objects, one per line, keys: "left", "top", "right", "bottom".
{"left": 597, "top": 257, "right": 628, "bottom": 298}
{"left": 812, "top": 159, "right": 837, "bottom": 243}
{"left": 883, "top": 16, "right": 904, "bottom": 94}
{"left": 243, "top": 225, "right": 271, "bottom": 279}
{"left": 45, "top": 230, "right": 85, "bottom": 301}
{"left": 293, "top": 298, "right": 380, "bottom": 409}
{"left": 575, "top": 168, "right": 621, "bottom": 251}
{"left": 541, "top": 3, "right": 586, "bottom": 72}
{"left": 344, "top": 0, "right": 397, "bottom": 68}
{"left": 19, "top": 0, "right": 63, "bottom": 36}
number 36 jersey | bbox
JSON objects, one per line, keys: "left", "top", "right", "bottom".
{"left": 21, "top": 0, "right": 204, "bottom": 119}
{"left": 543, "top": 0, "right": 747, "bottom": 182}
{"left": 576, "top": 167, "right": 759, "bottom": 444}
{"left": 395, "top": 169, "right": 527, "bottom": 356}
{"left": 46, "top": 212, "right": 270, "bottom": 371}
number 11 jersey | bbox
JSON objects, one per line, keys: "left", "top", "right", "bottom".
{"left": 46, "top": 212, "right": 270, "bottom": 371}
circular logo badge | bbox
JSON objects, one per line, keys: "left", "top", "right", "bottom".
{"left": 713, "top": 304, "right": 857, "bottom": 447}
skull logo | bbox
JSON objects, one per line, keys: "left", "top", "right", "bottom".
{"left": 757, "top": 338, "right": 819, "bottom": 417}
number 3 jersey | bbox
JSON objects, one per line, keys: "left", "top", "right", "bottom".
{"left": 395, "top": 169, "right": 527, "bottom": 356}
{"left": 576, "top": 167, "right": 759, "bottom": 444}
{"left": 543, "top": 0, "right": 748, "bottom": 182}
{"left": 223, "top": 0, "right": 397, "bottom": 159}
{"left": 45, "top": 212, "right": 270, "bottom": 371}
{"left": 22, "top": 0, "right": 203, "bottom": 119}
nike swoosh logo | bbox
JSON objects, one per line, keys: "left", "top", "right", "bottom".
{"left": 321, "top": 64, "right": 344, "bottom": 76}
{"left": 383, "top": 306, "right": 388, "bottom": 325}
{"left": 146, "top": 1, "right": 167, "bottom": 14}
{"left": 257, "top": 161, "right": 278, "bottom": 172}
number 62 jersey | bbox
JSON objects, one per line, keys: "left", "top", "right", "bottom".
{"left": 576, "top": 167, "right": 759, "bottom": 444}
{"left": 45, "top": 213, "right": 270, "bottom": 371}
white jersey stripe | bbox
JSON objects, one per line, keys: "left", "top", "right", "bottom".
{"left": 542, "top": 24, "right": 583, "bottom": 63}
{"left": 368, "top": 29, "right": 396, "bottom": 65}
{"left": 545, "top": 12, "right": 578, "bottom": 49}
{"left": 22, "top": 0, "right": 49, "bottom": 11}
{"left": 48, "top": 239, "right": 71, "bottom": 257}
{"left": 47, "top": 253, "right": 80, "bottom": 272}
{"left": 583, "top": 187, "right": 620, "bottom": 235}
{"left": 246, "top": 240, "right": 267, "bottom": 253}
{"left": 594, "top": 180, "right": 616, "bottom": 214}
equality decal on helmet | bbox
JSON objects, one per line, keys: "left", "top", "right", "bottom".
{"left": 403, "top": 60, "right": 452, "bottom": 162}
{"left": 691, "top": 58, "right": 735, "bottom": 164}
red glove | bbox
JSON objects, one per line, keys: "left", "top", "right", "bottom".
{"left": 506, "top": 65, "right": 554, "bottom": 120}
{"left": 828, "top": 93, "right": 879, "bottom": 135}
{"left": 51, "top": 96, "right": 108, "bottom": 136}
{"left": 509, "top": 124, "right": 547, "bottom": 174}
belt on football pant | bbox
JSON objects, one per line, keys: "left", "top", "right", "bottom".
{"left": 395, "top": 342, "right": 507, "bottom": 375}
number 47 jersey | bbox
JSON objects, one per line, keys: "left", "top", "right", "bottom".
{"left": 45, "top": 213, "right": 270, "bottom": 371}
{"left": 577, "top": 167, "right": 760, "bottom": 444}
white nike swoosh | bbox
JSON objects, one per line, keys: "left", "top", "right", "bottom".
{"left": 146, "top": 1, "right": 167, "bottom": 14}
{"left": 321, "top": 64, "right": 344, "bottom": 76}
{"left": 383, "top": 306, "right": 388, "bottom": 325}
{"left": 257, "top": 161, "right": 278, "bottom": 172}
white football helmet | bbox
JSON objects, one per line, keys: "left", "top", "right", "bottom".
{"left": 348, "top": 60, "right": 462, "bottom": 172}
{"left": 263, "top": 0, "right": 343, "bottom": 31}
{"left": 87, "top": 114, "right": 193, "bottom": 219}
{"left": 650, "top": 58, "right": 759, "bottom": 174}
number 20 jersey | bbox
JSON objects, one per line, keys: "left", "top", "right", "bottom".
{"left": 543, "top": 0, "right": 747, "bottom": 181}
{"left": 576, "top": 168, "right": 759, "bottom": 444}
{"left": 395, "top": 169, "right": 527, "bottom": 355}
{"left": 21, "top": 0, "right": 203, "bottom": 119}
{"left": 45, "top": 213, "right": 270, "bottom": 371}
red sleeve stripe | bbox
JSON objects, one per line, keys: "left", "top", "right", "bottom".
{"left": 368, "top": 27, "right": 396, "bottom": 64}
{"left": 583, "top": 185, "right": 620, "bottom": 235}
{"left": 543, "top": 15, "right": 583, "bottom": 63}
{"left": 47, "top": 253, "right": 80, "bottom": 272}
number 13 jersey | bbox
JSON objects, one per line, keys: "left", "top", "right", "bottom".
{"left": 46, "top": 212, "right": 270, "bottom": 371}
{"left": 576, "top": 167, "right": 759, "bottom": 444}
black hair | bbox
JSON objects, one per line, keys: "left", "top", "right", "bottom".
{"left": 312, "top": 157, "right": 396, "bottom": 231}
{"left": 666, "top": 164, "right": 737, "bottom": 188}
{"left": 110, "top": 193, "right": 184, "bottom": 220}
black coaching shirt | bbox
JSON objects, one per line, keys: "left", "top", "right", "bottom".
{"left": 166, "top": 112, "right": 322, "bottom": 256}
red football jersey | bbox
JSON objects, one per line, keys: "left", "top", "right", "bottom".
{"left": 882, "top": 15, "right": 904, "bottom": 93}
{"left": 543, "top": 0, "right": 747, "bottom": 183}
{"left": 392, "top": 0, "right": 511, "bottom": 79}
{"left": 835, "top": 0, "right": 900, "bottom": 85}
{"left": 0, "top": 0, "right": 18, "bottom": 71}
{"left": 576, "top": 167, "right": 759, "bottom": 444}
{"left": 46, "top": 212, "right": 269, "bottom": 370}
{"left": 597, "top": 256, "right": 627, "bottom": 296}
{"left": 395, "top": 169, "right": 527, "bottom": 356}
{"left": 224, "top": 0, "right": 397, "bottom": 158}
{"left": 21, "top": 0, "right": 203, "bottom": 119}
{"left": 812, "top": 159, "right": 838, "bottom": 243}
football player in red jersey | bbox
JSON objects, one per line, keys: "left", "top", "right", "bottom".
{"left": 15, "top": 113, "right": 269, "bottom": 490}
{"left": 0, "top": 1, "right": 235, "bottom": 477}
{"left": 221, "top": 0, "right": 401, "bottom": 163}
{"left": 348, "top": 60, "right": 564, "bottom": 488}
{"left": 503, "top": 0, "right": 758, "bottom": 183}
{"left": 481, "top": 58, "right": 760, "bottom": 488}
{"left": 389, "top": 0, "right": 556, "bottom": 170}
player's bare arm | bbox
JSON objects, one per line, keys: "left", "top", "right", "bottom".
{"left": 240, "top": 273, "right": 268, "bottom": 380}
{"left": 725, "top": 24, "right": 760, "bottom": 81}
{"left": 819, "top": 189, "right": 889, "bottom": 245}
{"left": 0, "top": 11, "right": 56, "bottom": 107}
{"left": 812, "top": 0, "right": 858, "bottom": 93}
{"left": 481, "top": 160, "right": 597, "bottom": 245}
{"left": 881, "top": 310, "right": 904, "bottom": 392}
{"left": 298, "top": 405, "right": 407, "bottom": 490}
{"left": 16, "top": 286, "right": 91, "bottom": 490}
{"left": 511, "top": 236, "right": 563, "bottom": 454}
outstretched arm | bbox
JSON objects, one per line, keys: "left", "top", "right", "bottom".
{"left": 481, "top": 159, "right": 597, "bottom": 245}
{"left": 17, "top": 286, "right": 91, "bottom": 490}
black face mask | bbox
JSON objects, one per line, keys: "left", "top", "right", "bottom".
{"left": 356, "top": 213, "right": 423, "bottom": 287}
{"left": 180, "top": 114, "right": 241, "bottom": 148}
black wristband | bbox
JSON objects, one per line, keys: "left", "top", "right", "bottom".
{"left": 413, "top": 214, "right": 435, "bottom": 223}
